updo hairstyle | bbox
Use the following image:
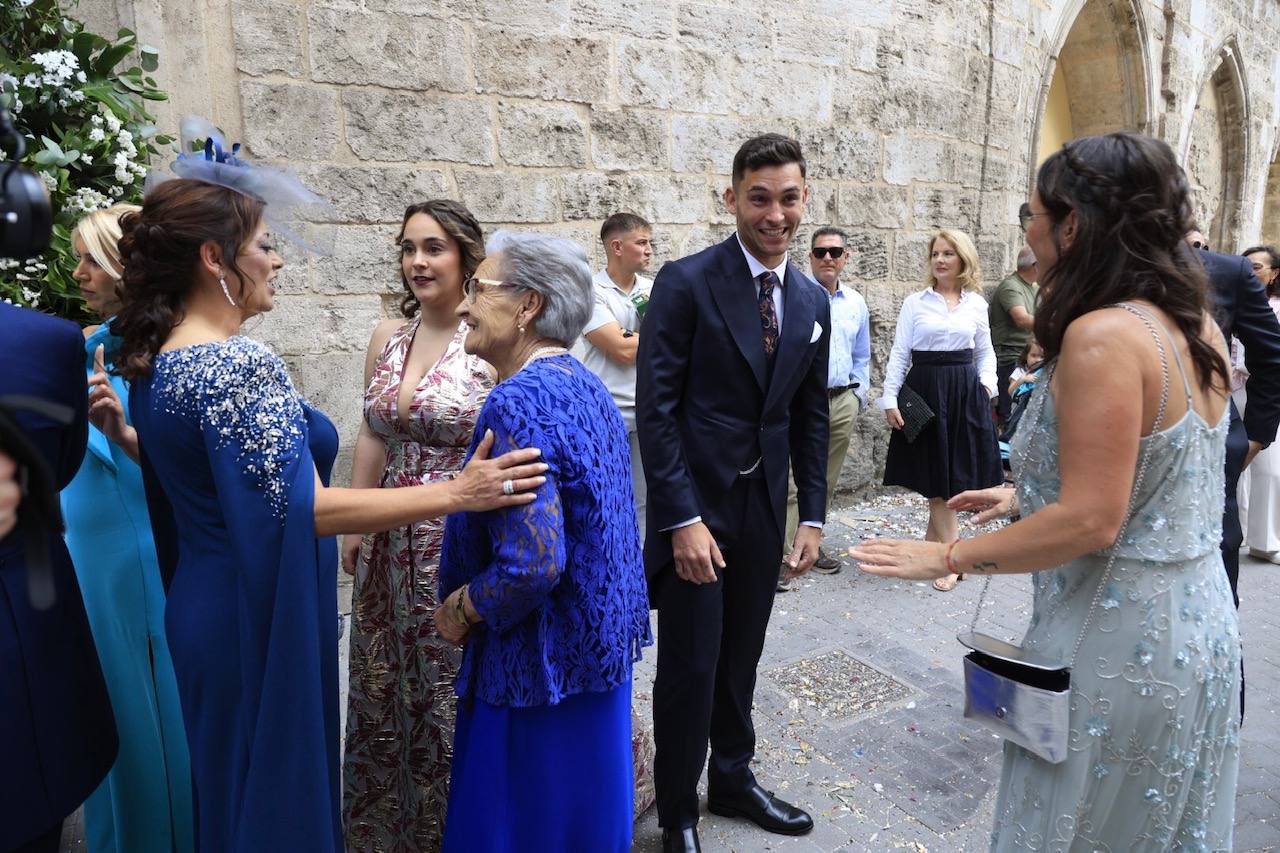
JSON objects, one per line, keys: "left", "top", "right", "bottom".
{"left": 113, "top": 179, "right": 264, "bottom": 379}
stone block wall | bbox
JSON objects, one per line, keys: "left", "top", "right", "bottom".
{"left": 80, "top": 0, "right": 1280, "bottom": 496}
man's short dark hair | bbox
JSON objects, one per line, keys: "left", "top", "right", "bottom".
{"left": 731, "top": 134, "right": 806, "bottom": 186}
{"left": 600, "top": 212, "right": 651, "bottom": 245}
{"left": 810, "top": 226, "right": 847, "bottom": 249}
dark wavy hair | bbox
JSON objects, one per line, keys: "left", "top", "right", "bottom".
{"left": 396, "top": 200, "right": 484, "bottom": 318}
{"left": 1242, "top": 245, "right": 1280, "bottom": 297}
{"left": 1033, "top": 132, "right": 1227, "bottom": 391}
{"left": 113, "top": 179, "right": 265, "bottom": 379}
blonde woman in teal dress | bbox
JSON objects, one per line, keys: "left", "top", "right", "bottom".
{"left": 61, "top": 204, "right": 194, "bottom": 852}
{"left": 852, "top": 132, "right": 1240, "bottom": 849}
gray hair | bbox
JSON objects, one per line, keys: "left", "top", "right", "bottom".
{"left": 487, "top": 229, "right": 594, "bottom": 344}
{"left": 1016, "top": 246, "right": 1037, "bottom": 270}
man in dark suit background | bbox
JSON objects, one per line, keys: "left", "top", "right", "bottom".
{"left": 0, "top": 302, "right": 116, "bottom": 853}
{"left": 1194, "top": 244, "right": 1280, "bottom": 603}
{"left": 637, "top": 134, "right": 831, "bottom": 852}
{"left": 1192, "top": 237, "right": 1280, "bottom": 719}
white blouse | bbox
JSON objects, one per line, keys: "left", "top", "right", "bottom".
{"left": 879, "top": 288, "right": 998, "bottom": 410}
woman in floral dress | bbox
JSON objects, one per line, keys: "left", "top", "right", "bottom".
{"left": 342, "top": 201, "right": 493, "bottom": 852}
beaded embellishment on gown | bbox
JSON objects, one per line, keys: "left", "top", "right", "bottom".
{"left": 993, "top": 306, "right": 1240, "bottom": 850}
{"left": 342, "top": 318, "right": 492, "bottom": 852}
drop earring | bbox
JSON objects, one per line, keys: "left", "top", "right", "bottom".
{"left": 219, "top": 275, "right": 237, "bottom": 306}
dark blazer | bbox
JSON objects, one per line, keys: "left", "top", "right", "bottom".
{"left": 637, "top": 235, "right": 831, "bottom": 571}
{"left": 1202, "top": 249, "right": 1280, "bottom": 447}
{"left": 0, "top": 303, "right": 117, "bottom": 848}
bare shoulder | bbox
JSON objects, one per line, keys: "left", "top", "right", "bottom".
{"left": 1058, "top": 307, "right": 1150, "bottom": 376}
{"left": 82, "top": 323, "right": 101, "bottom": 339}
{"left": 367, "top": 317, "right": 404, "bottom": 354}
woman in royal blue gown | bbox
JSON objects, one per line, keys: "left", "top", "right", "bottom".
{"left": 106, "top": 130, "right": 549, "bottom": 852}
{"left": 62, "top": 204, "right": 194, "bottom": 853}
{"left": 434, "top": 231, "right": 651, "bottom": 852}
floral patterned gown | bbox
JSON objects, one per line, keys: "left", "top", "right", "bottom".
{"left": 342, "top": 318, "right": 492, "bottom": 852}
{"left": 993, "top": 306, "right": 1240, "bottom": 851}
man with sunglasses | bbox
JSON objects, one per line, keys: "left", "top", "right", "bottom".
{"left": 779, "top": 227, "right": 869, "bottom": 584}
{"left": 989, "top": 238, "right": 1039, "bottom": 426}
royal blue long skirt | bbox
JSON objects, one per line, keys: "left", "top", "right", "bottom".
{"left": 442, "top": 682, "right": 633, "bottom": 852}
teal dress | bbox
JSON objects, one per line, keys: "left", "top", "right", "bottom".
{"left": 995, "top": 307, "right": 1239, "bottom": 850}
{"left": 60, "top": 321, "right": 194, "bottom": 853}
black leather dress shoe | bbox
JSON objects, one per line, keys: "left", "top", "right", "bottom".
{"left": 707, "top": 783, "right": 813, "bottom": 835}
{"left": 661, "top": 826, "right": 701, "bottom": 852}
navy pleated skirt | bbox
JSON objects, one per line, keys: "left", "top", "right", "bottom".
{"left": 883, "top": 349, "right": 1003, "bottom": 499}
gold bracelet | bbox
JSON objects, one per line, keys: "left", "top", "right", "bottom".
{"left": 454, "top": 586, "right": 470, "bottom": 629}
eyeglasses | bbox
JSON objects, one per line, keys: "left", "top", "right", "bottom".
{"left": 1190, "top": 240, "right": 1210, "bottom": 251}
{"left": 462, "top": 277, "right": 512, "bottom": 302}
{"left": 1018, "top": 209, "right": 1051, "bottom": 232}
{"left": 811, "top": 246, "right": 845, "bottom": 259}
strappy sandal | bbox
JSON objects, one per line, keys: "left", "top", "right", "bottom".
{"left": 932, "top": 573, "right": 964, "bottom": 592}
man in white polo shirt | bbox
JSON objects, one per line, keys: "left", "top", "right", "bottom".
{"left": 576, "top": 211, "right": 654, "bottom": 539}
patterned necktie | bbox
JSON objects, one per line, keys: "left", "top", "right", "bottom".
{"left": 758, "top": 271, "right": 780, "bottom": 357}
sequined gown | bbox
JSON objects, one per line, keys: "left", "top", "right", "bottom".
{"left": 130, "top": 337, "right": 342, "bottom": 851}
{"left": 343, "top": 318, "right": 492, "bottom": 852}
{"left": 994, "top": 317, "right": 1240, "bottom": 851}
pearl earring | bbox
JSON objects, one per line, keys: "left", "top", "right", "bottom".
{"left": 219, "top": 275, "right": 236, "bottom": 306}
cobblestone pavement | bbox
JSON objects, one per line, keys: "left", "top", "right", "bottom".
{"left": 58, "top": 494, "right": 1280, "bottom": 852}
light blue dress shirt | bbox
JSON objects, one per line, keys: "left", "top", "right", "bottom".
{"left": 817, "top": 278, "right": 871, "bottom": 408}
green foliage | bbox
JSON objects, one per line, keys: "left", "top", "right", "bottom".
{"left": 0, "top": 0, "right": 170, "bottom": 321}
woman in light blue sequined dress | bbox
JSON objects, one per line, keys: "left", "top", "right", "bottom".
{"left": 852, "top": 132, "right": 1239, "bottom": 850}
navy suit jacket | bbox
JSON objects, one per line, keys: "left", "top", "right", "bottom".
{"left": 1201, "top": 249, "right": 1280, "bottom": 447}
{"left": 636, "top": 235, "right": 831, "bottom": 578}
{"left": 1200, "top": 249, "right": 1280, "bottom": 567}
{"left": 0, "top": 303, "right": 117, "bottom": 847}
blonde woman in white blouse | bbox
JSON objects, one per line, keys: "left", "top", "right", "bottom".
{"left": 880, "top": 229, "right": 1002, "bottom": 591}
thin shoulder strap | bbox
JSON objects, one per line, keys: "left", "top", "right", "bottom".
{"left": 1118, "top": 301, "right": 1193, "bottom": 407}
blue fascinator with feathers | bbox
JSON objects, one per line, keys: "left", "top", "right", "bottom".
{"left": 145, "top": 116, "right": 334, "bottom": 254}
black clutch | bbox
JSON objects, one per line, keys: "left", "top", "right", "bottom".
{"left": 897, "top": 384, "right": 935, "bottom": 443}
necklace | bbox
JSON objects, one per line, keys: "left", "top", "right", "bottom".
{"left": 518, "top": 345, "right": 569, "bottom": 373}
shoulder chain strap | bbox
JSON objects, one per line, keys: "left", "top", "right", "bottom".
{"left": 968, "top": 302, "right": 1170, "bottom": 667}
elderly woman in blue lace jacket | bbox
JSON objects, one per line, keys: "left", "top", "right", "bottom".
{"left": 435, "top": 230, "right": 652, "bottom": 852}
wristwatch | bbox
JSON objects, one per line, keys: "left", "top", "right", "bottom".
{"left": 622, "top": 329, "right": 635, "bottom": 338}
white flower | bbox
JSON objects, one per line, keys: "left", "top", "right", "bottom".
{"left": 88, "top": 127, "right": 105, "bottom": 142}
{"left": 67, "top": 90, "right": 85, "bottom": 103}
{"left": 114, "top": 167, "right": 130, "bottom": 183}
{"left": 79, "top": 152, "right": 93, "bottom": 164}
{"left": 76, "top": 70, "right": 86, "bottom": 83}
{"left": 20, "top": 286, "right": 39, "bottom": 306}
{"left": 104, "top": 112, "right": 122, "bottom": 134}
{"left": 90, "top": 114, "right": 103, "bottom": 126}
{"left": 117, "top": 129, "right": 133, "bottom": 147}
{"left": 39, "top": 172, "right": 56, "bottom": 193}
{"left": 0, "top": 73, "right": 17, "bottom": 90}
{"left": 21, "top": 74, "right": 38, "bottom": 89}
{"left": 17, "top": 0, "right": 35, "bottom": 8}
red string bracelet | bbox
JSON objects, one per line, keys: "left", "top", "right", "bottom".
{"left": 944, "top": 539, "right": 961, "bottom": 576}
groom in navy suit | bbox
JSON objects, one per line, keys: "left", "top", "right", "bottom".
{"left": 637, "top": 134, "right": 830, "bottom": 852}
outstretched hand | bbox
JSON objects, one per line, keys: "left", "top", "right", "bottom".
{"left": 947, "top": 486, "right": 1017, "bottom": 524}
{"left": 848, "top": 538, "right": 949, "bottom": 580}
{"left": 451, "top": 429, "right": 549, "bottom": 512}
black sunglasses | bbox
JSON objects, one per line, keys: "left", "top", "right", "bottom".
{"left": 811, "top": 246, "right": 845, "bottom": 259}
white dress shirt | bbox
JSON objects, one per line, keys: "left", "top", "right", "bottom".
{"left": 879, "top": 288, "right": 998, "bottom": 410}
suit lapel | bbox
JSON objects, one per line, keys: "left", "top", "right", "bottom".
{"left": 707, "top": 236, "right": 767, "bottom": 391}
{"left": 764, "top": 263, "right": 817, "bottom": 411}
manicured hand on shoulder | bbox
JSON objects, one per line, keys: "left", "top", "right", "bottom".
{"left": 452, "top": 429, "right": 549, "bottom": 512}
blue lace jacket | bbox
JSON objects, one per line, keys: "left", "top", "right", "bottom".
{"left": 439, "top": 354, "right": 652, "bottom": 708}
